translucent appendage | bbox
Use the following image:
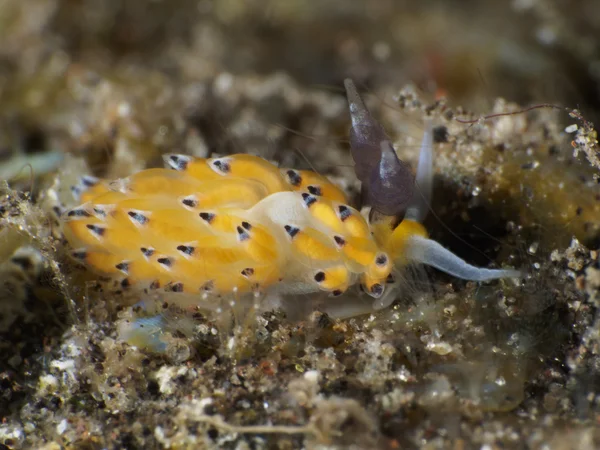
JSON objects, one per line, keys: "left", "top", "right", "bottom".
{"left": 405, "top": 120, "right": 434, "bottom": 223}
{"left": 117, "top": 315, "right": 167, "bottom": 352}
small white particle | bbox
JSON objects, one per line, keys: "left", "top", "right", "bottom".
{"left": 214, "top": 72, "right": 234, "bottom": 94}
{"left": 56, "top": 419, "right": 68, "bottom": 435}
{"left": 372, "top": 41, "right": 391, "bottom": 61}
{"left": 154, "top": 426, "right": 165, "bottom": 441}
{"left": 527, "top": 242, "right": 539, "bottom": 255}
{"left": 303, "top": 370, "right": 320, "bottom": 384}
{"left": 51, "top": 359, "right": 75, "bottom": 372}
{"left": 565, "top": 124, "right": 578, "bottom": 133}
{"left": 117, "top": 102, "right": 131, "bottom": 117}
{"left": 39, "top": 374, "right": 58, "bottom": 390}
{"left": 536, "top": 26, "right": 556, "bottom": 46}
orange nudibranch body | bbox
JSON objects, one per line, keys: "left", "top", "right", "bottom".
{"left": 63, "top": 153, "right": 418, "bottom": 299}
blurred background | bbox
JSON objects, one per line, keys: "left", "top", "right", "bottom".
{"left": 4, "top": 0, "right": 599, "bottom": 105}
{"left": 2, "top": 0, "right": 600, "bottom": 180}
{"left": 2, "top": 0, "right": 600, "bottom": 135}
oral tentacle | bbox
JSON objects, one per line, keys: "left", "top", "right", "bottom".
{"left": 405, "top": 235, "right": 521, "bottom": 281}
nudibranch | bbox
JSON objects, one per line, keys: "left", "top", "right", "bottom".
{"left": 62, "top": 79, "right": 519, "bottom": 310}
